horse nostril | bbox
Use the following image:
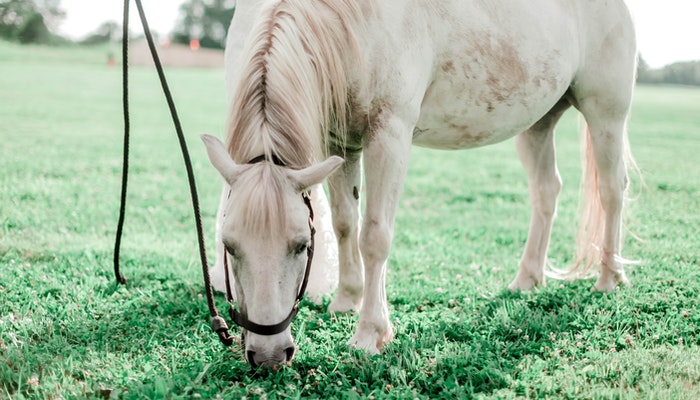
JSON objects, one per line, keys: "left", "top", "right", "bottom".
{"left": 246, "top": 350, "right": 258, "bottom": 368}
{"left": 284, "top": 346, "right": 296, "bottom": 362}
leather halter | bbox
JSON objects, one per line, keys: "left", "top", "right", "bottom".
{"left": 222, "top": 156, "right": 315, "bottom": 336}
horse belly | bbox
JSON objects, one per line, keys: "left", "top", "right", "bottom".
{"left": 413, "top": 76, "right": 568, "bottom": 150}
{"left": 408, "top": 1, "right": 577, "bottom": 150}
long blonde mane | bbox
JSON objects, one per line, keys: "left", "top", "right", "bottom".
{"left": 226, "top": 0, "right": 365, "bottom": 168}
{"left": 225, "top": 0, "right": 365, "bottom": 236}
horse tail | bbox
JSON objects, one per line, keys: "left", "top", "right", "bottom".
{"left": 569, "top": 121, "right": 639, "bottom": 278}
{"left": 570, "top": 122, "right": 603, "bottom": 278}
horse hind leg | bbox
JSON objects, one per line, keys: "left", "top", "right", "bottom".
{"left": 576, "top": 104, "right": 632, "bottom": 291}
{"left": 568, "top": 2, "right": 636, "bottom": 291}
{"left": 509, "top": 99, "right": 569, "bottom": 291}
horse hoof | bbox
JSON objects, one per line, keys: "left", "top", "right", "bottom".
{"left": 592, "top": 271, "right": 629, "bottom": 292}
{"left": 328, "top": 294, "right": 361, "bottom": 314}
{"left": 508, "top": 271, "right": 543, "bottom": 292}
{"left": 347, "top": 321, "right": 393, "bottom": 355}
{"left": 348, "top": 335, "right": 381, "bottom": 355}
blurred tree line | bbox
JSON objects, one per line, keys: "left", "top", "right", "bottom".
{"left": 0, "top": 0, "right": 235, "bottom": 49}
{"left": 0, "top": 0, "right": 65, "bottom": 44}
{"left": 171, "top": 0, "right": 235, "bottom": 50}
{"left": 638, "top": 55, "right": 700, "bottom": 86}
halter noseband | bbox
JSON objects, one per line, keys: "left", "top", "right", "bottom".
{"left": 222, "top": 156, "right": 316, "bottom": 336}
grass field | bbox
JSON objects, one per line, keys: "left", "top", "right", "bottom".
{"left": 1, "top": 40, "right": 700, "bottom": 399}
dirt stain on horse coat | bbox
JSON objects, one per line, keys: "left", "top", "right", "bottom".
{"left": 472, "top": 33, "right": 529, "bottom": 108}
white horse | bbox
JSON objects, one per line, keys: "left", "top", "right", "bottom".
{"left": 203, "top": 0, "right": 637, "bottom": 368}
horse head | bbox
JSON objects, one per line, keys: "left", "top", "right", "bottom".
{"left": 201, "top": 134, "right": 343, "bottom": 368}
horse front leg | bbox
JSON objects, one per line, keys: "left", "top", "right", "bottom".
{"left": 327, "top": 152, "right": 364, "bottom": 313}
{"left": 349, "top": 115, "right": 413, "bottom": 354}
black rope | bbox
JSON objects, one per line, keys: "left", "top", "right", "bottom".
{"left": 113, "top": 0, "right": 130, "bottom": 285}
{"left": 115, "top": 0, "right": 233, "bottom": 346}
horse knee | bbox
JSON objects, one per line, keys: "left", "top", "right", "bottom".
{"left": 331, "top": 196, "right": 359, "bottom": 241}
{"left": 360, "top": 219, "right": 392, "bottom": 263}
{"left": 332, "top": 215, "right": 357, "bottom": 241}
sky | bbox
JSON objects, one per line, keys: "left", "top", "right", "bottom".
{"left": 57, "top": 0, "right": 699, "bottom": 68}
{"left": 58, "top": 0, "right": 181, "bottom": 40}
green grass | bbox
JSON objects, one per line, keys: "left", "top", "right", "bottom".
{"left": 2, "top": 40, "right": 700, "bottom": 399}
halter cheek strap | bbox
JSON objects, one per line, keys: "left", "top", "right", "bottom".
{"left": 222, "top": 180, "right": 316, "bottom": 336}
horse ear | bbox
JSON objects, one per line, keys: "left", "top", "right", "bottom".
{"left": 288, "top": 156, "right": 344, "bottom": 192}
{"left": 201, "top": 134, "right": 244, "bottom": 185}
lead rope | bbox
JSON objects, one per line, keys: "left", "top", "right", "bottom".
{"left": 113, "top": 0, "right": 130, "bottom": 286}
{"left": 114, "top": 0, "right": 233, "bottom": 346}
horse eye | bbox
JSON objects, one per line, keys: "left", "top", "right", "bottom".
{"left": 293, "top": 242, "right": 308, "bottom": 256}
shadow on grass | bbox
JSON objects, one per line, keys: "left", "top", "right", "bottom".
{"left": 77, "top": 276, "right": 631, "bottom": 396}
{"left": 8, "top": 248, "right": 698, "bottom": 398}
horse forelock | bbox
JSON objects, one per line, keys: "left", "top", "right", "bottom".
{"left": 226, "top": 0, "right": 366, "bottom": 169}
{"left": 234, "top": 164, "right": 289, "bottom": 239}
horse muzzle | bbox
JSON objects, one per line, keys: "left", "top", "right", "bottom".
{"left": 243, "top": 330, "right": 296, "bottom": 368}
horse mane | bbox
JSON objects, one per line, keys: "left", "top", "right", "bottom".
{"left": 226, "top": 0, "right": 365, "bottom": 168}
{"left": 225, "top": 0, "right": 365, "bottom": 237}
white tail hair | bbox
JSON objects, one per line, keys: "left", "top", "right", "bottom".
{"left": 567, "top": 121, "right": 640, "bottom": 278}
{"left": 571, "top": 123, "right": 604, "bottom": 277}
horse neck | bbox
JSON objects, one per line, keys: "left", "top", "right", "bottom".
{"left": 226, "top": 0, "right": 365, "bottom": 169}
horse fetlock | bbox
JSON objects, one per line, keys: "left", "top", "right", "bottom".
{"left": 328, "top": 290, "right": 363, "bottom": 313}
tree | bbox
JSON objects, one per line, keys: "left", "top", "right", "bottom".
{"left": 663, "top": 61, "right": 700, "bottom": 86}
{"left": 637, "top": 54, "right": 700, "bottom": 87}
{"left": 80, "top": 21, "right": 120, "bottom": 46}
{"left": 0, "top": 0, "right": 65, "bottom": 44}
{"left": 171, "top": 0, "right": 235, "bottom": 50}
{"left": 637, "top": 54, "right": 661, "bottom": 84}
